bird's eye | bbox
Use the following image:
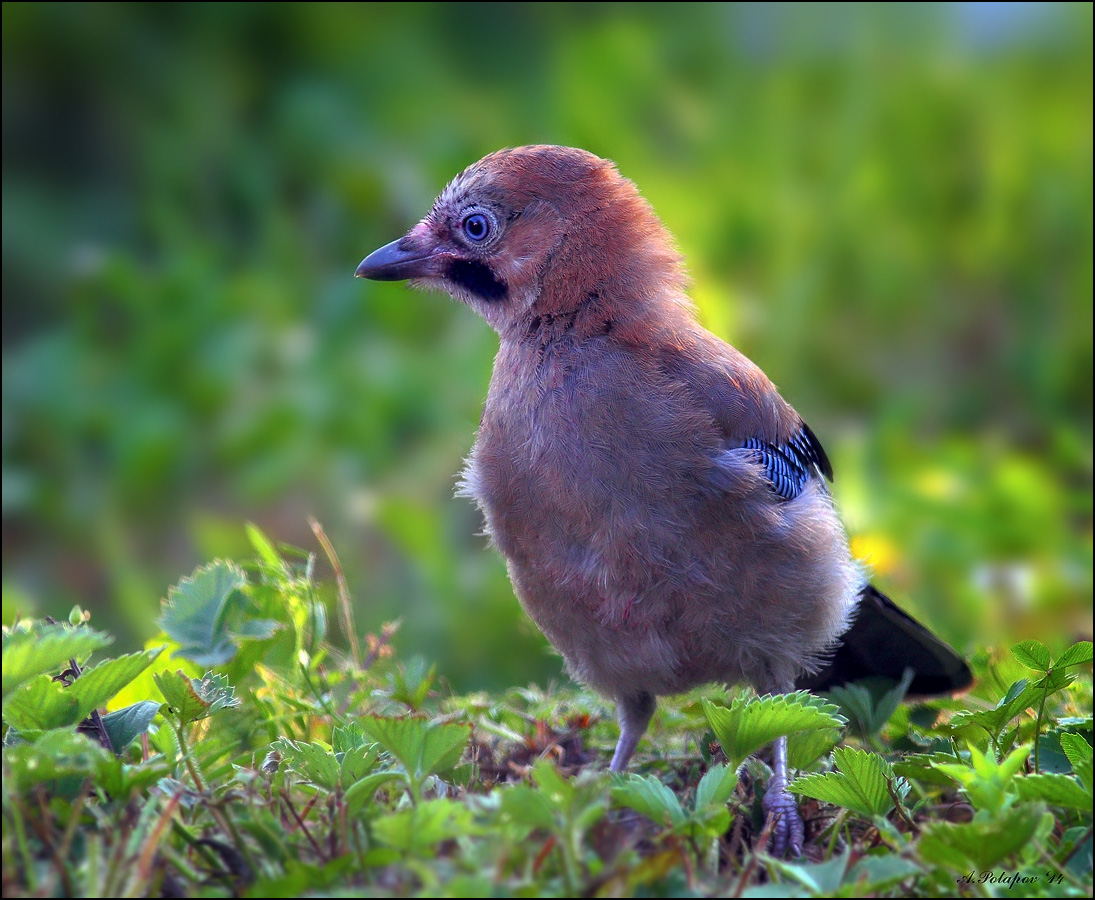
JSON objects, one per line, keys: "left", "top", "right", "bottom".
{"left": 462, "top": 213, "right": 490, "bottom": 242}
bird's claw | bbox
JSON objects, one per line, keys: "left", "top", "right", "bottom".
{"left": 762, "top": 775, "right": 804, "bottom": 857}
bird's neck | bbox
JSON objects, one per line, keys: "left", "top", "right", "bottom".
{"left": 503, "top": 283, "right": 696, "bottom": 351}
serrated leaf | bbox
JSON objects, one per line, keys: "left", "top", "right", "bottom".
{"left": 893, "top": 752, "right": 970, "bottom": 786}
{"left": 1012, "top": 639, "right": 1051, "bottom": 671}
{"left": 694, "top": 763, "right": 737, "bottom": 810}
{"left": 918, "top": 805, "right": 1046, "bottom": 871}
{"left": 611, "top": 774, "right": 687, "bottom": 827}
{"left": 359, "top": 716, "right": 470, "bottom": 779}
{"left": 790, "top": 747, "right": 904, "bottom": 817}
{"left": 1034, "top": 667, "right": 1076, "bottom": 697}
{"left": 339, "top": 743, "right": 382, "bottom": 784}
{"left": 787, "top": 726, "right": 841, "bottom": 769}
{"left": 333, "top": 723, "right": 370, "bottom": 755}
{"left": 65, "top": 649, "right": 163, "bottom": 719}
{"left": 100, "top": 701, "right": 161, "bottom": 752}
{"left": 272, "top": 738, "right": 341, "bottom": 791}
{"left": 1, "top": 625, "right": 113, "bottom": 698}
{"left": 947, "top": 679, "right": 1040, "bottom": 739}
{"left": 3, "top": 675, "right": 82, "bottom": 732}
{"left": 154, "top": 670, "right": 239, "bottom": 726}
{"left": 1056, "top": 641, "right": 1094, "bottom": 669}
{"left": 1014, "top": 773, "right": 1092, "bottom": 810}
{"left": 703, "top": 692, "right": 845, "bottom": 771}
{"left": 158, "top": 561, "right": 247, "bottom": 665}
{"left": 1060, "top": 732, "right": 1093, "bottom": 793}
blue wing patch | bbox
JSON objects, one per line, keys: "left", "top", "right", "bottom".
{"left": 742, "top": 423, "right": 833, "bottom": 500}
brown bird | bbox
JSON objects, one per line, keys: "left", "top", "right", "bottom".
{"left": 356, "top": 146, "right": 971, "bottom": 855}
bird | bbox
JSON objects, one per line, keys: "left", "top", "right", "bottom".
{"left": 355, "top": 145, "right": 972, "bottom": 855}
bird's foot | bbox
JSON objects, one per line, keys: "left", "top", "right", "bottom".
{"left": 762, "top": 775, "right": 804, "bottom": 857}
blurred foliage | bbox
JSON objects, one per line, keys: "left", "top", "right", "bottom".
{"left": 2, "top": 3, "right": 1091, "bottom": 690}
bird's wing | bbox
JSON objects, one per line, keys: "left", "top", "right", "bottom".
{"left": 740, "top": 424, "right": 833, "bottom": 500}
{"left": 658, "top": 332, "right": 833, "bottom": 500}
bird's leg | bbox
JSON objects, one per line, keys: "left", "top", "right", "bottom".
{"left": 762, "top": 733, "right": 804, "bottom": 856}
{"left": 609, "top": 691, "right": 656, "bottom": 771}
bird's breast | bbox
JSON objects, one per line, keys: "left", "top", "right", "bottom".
{"left": 460, "top": 338, "right": 719, "bottom": 598}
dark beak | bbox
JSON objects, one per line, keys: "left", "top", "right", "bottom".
{"left": 355, "top": 236, "right": 442, "bottom": 281}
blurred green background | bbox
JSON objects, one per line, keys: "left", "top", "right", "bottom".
{"left": 3, "top": 2, "right": 1091, "bottom": 692}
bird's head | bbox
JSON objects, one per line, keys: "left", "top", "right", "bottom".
{"left": 356, "top": 146, "right": 687, "bottom": 334}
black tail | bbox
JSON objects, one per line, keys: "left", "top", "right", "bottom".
{"left": 796, "top": 584, "right": 972, "bottom": 695}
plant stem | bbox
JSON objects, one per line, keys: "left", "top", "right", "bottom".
{"left": 1033, "top": 681, "right": 1049, "bottom": 774}
{"left": 172, "top": 721, "right": 206, "bottom": 792}
{"left": 9, "top": 794, "right": 36, "bottom": 892}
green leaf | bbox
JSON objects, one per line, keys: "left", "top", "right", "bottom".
{"left": 4, "top": 649, "right": 161, "bottom": 736}
{"left": 1060, "top": 732, "right": 1093, "bottom": 793}
{"left": 846, "top": 855, "right": 922, "bottom": 892}
{"left": 385, "top": 657, "right": 437, "bottom": 710}
{"left": 529, "top": 757, "right": 573, "bottom": 801}
{"left": 1014, "top": 773, "right": 1092, "bottom": 810}
{"left": 703, "top": 692, "right": 845, "bottom": 770}
{"left": 893, "top": 752, "right": 970, "bottom": 786}
{"left": 918, "top": 805, "right": 1047, "bottom": 871}
{"left": 1, "top": 730, "right": 113, "bottom": 791}
{"left": 611, "top": 773, "right": 687, "bottom": 827}
{"left": 332, "top": 722, "right": 371, "bottom": 754}
{"left": 3, "top": 675, "right": 82, "bottom": 732}
{"left": 359, "top": 716, "right": 470, "bottom": 779}
{"left": 527, "top": 760, "right": 609, "bottom": 835}
{"left": 932, "top": 744, "right": 1029, "bottom": 815}
{"left": 946, "top": 678, "right": 1039, "bottom": 740}
{"left": 1062, "top": 827, "right": 1093, "bottom": 880}
{"left": 826, "top": 669, "right": 914, "bottom": 739}
{"left": 64, "top": 649, "right": 163, "bottom": 718}
{"left": 694, "top": 763, "right": 738, "bottom": 810}
{"left": 498, "top": 783, "right": 560, "bottom": 832}
{"left": 100, "top": 701, "right": 161, "bottom": 752}
{"left": 2, "top": 624, "right": 113, "bottom": 698}
{"left": 786, "top": 726, "right": 841, "bottom": 770}
{"left": 272, "top": 738, "right": 341, "bottom": 791}
{"left": 246, "top": 522, "right": 285, "bottom": 571}
{"left": 1012, "top": 639, "right": 1051, "bottom": 672}
{"left": 158, "top": 561, "right": 248, "bottom": 665}
{"left": 766, "top": 850, "right": 849, "bottom": 894}
{"left": 1056, "top": 640, "right": 1094, "bottom": 669}
{"left": 371, "top": 798, "right": 477, "bottom": 854}
{"left": 741, "top": 886, "right": 807, "bottom": 898}
{"left": 343, "top": 771, "right": 404, "bottom": 817}
{"left": 272, "top": 734, "right": 383, "bottom": 794}
{"left": 789, "top": 747, "right": 903, "bottom": 818}
{"left": 339, "top": 743, "right": 382, "bottom": 784}
{"left": 154, "top": 670, "right": 239, "bottom": 726}
{"left": 96, "top": 755, "right": 172, "bottom": 799}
